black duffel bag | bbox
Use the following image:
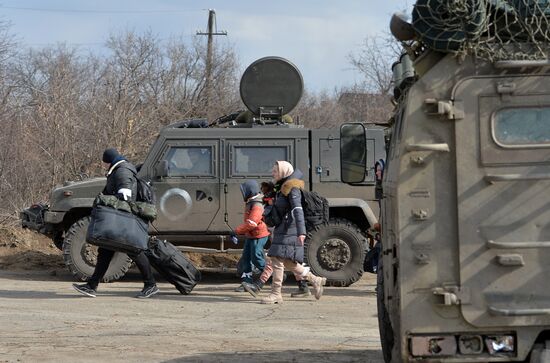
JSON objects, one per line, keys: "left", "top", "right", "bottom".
{"left": 145, "top": 238, "right": 201, "bottom": 295}
{"left": 86, "top": 205, "right": 149, "bottom": 254}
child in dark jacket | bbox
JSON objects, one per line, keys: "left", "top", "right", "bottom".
{"left": 233, "top": 180, "right": 270, "bottom": 291}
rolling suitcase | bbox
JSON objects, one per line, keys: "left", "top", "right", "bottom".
{"left": 146, "top": 238, "right": 201, "bottom": 294}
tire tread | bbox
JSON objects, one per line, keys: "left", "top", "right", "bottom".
{"left": 62, "top": 216, "right": 131, "bottom": 282}
{"left": 305, "top": 218, "right": 367, "bottom": 287}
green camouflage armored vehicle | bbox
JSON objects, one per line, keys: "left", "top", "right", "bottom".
{"left": 341, "top": 1, "right": 550, "bottom": 361}
{"left": 21, "top": 57, "right": 386, "bottom": 287}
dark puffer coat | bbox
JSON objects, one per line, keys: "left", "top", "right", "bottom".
{"left": 103, "top": 160, "right": 138, "bottom": 201}
{"left": 267, "top": 169, "right": 306, "bottom": 263}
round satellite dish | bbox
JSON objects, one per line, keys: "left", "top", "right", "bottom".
{"left": 240, "top": 56, "right": 303, "bottom": 117}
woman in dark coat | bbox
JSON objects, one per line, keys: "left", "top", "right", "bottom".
{"left": 261, "top": 161, "right": 326, "bottom": 304}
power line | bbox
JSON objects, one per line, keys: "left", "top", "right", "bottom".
{"left": 0, "top": 5, "right": 201, "bottom": 14}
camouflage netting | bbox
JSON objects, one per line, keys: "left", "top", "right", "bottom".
{"left": 412, "top": 0, "right": 550, "bottom": 60}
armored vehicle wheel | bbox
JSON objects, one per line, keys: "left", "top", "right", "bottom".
{"left": 377, "top": 259, "right": 394, "bottom": 363}
{"left": 62, "top": 216, "right": 132, "bottom": 282}
{"left": 305, "top": 218, "right": 366, "bottom": 287}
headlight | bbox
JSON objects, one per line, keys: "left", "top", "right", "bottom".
{"left": 409, "top": 333, "right": 516, "bottom": 358}
{"left": 485, "top": 335, "right": 514, "bottom": 355}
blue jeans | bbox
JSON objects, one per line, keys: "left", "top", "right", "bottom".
{"left": 241, "top": 236, "right": 269, "bottom": 283}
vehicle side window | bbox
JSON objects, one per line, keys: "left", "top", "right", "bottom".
{"left": 165, "top": 147, "right": 213, "bottom": 176}
{"left": 233, "top": 146, "right": 287, "bottom": 175}
{"left": 493, "top": 107, "right": 550, "bottom": 147}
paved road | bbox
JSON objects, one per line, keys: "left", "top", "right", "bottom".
{"left": 0, "top": 269, "right": 382, "bottom": 363}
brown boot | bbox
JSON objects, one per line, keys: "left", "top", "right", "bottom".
{"left": 261, "top": 293, "right": 283, "bottom": 304}
{"left": 306, "top": 272, "right": 327, "bottom": 300}
{"left": 261, "top": 257, "right": 284, "bottom": 304}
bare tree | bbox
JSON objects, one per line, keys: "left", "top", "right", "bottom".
{"left": 157, "top": 36, "right": 240, "bottom": 124}
{"left": 14, "top": 45, "right": 99, "bottom": 184}
{"left": 292, "top": 86, "right": 393, "bottom": 129}
{"left": 0, "top": 28, "right": 241, "bottom": 224}
{"left": 348, "top": 34, "right": 402, "bottom": 95}
{"left": 292, "top": 89, "right": 341, "bottom": 129}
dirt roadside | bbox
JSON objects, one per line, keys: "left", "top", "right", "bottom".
{"left": 0, "top": 227, "right": 383, "bottom": 363}
{"left": 0, "top": 226, "right": 65, "bottom": 271}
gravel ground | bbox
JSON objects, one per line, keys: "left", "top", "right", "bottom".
{"left": 0, "top": 268, "right": 382, "bottom": 363}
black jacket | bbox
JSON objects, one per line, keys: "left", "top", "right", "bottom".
{"left": 267, "top": 169, "right": 306, "bottom": 263}
{"left": 103, "top": 160, "right": 138, "bottom": 201}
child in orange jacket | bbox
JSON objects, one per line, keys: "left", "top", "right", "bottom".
{"left": 233, "top": 180, "right": 270, "bottom": 291}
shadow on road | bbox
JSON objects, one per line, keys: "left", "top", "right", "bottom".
{"left": 162, "top": 349, "right": 383, "bottom": 363}
{"left": 0, "top": 284, "right": 374, "bottom": 303}
{"left": 0, "top": 268, "right": 375, "bottom": 302}
{"left": 0, "top": 269, "right": 242, "bottom": 283}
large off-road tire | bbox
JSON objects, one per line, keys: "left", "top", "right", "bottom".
{"left": 305, "top": 218, "right": 366, "bottom": 287}
{"left": 62, "top": 216, "right": 132, "bottom": 282}
{"left": 377, "top": 259, "right": 395, "bottom": 363}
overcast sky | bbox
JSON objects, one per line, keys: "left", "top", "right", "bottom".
{"left": 1, "top": 0, "right": 412, "bottom": 92}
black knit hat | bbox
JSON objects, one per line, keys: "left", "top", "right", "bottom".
{"left": 102, "top": 148, "right": 119, "bottom": 164}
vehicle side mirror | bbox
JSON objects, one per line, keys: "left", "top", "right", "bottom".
{"left": 340, "top": 123, "right": 367, "bottom": 184}
{"left": 155, "top": 160, "right": 169, "bottom": 178}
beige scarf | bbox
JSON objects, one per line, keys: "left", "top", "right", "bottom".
{"left": 275, "top": 161, "right": 294, "bottom": 181}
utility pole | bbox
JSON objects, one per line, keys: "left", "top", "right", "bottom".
{"left": 197, "top": 9, "right": 227, "bottom": 121}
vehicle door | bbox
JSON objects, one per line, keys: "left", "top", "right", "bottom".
{"left": 454, "top": 74, "right": 550, "bottom": 327}
{"left": 151, "top": 140, "right": 221, "bottom": 232}
{"left": 311, "top": 129, "right": 377, "bottom": 200}
{"left": 224, "top": 139, "right": 295, "bottom": 231}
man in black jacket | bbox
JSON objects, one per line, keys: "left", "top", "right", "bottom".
{"left": 73, "top": 148, "right": 159, "bottom": 299}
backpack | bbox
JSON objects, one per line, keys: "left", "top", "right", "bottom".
{"left": 263, "top": 204, "right": 282, "bottom": 227}
{"left": 263, "top": 189, "right": 329, "bottom": 230}
{"left": 129, "top": 170, "right": 158, "bottom": 221}
{"left": 300, "top": 190, "right": 330, "bottom": 231}
{"left": 135, "top": 177, "right": 156, "bottom": 205}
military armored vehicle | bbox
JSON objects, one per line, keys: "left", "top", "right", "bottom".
{"left": 341, "top": 1, "right": 550, "bottom": 361}
{"left": 21, "top": 56, "right": 385, "bottom": 287}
